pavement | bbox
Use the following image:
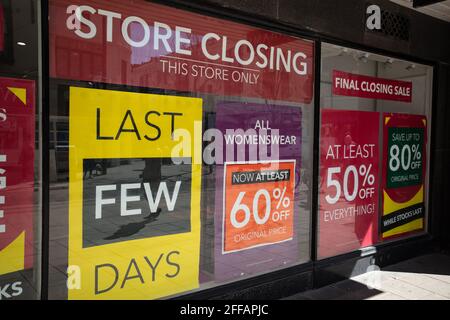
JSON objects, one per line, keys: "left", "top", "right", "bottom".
{"left": 285, "top": 253, "right": 450, "bottom": 300}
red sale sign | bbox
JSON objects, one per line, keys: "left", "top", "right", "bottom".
{"left": 0, "top": 77, "right": 35, "bottom": 275}
{"left": 318, "top": 110, "right": 379, "bottom": 259}
{"left": 49, "top": 0, "right": 314, "bottom": 103}
{"left": 333, "top": 70, "right": 412, "bottom": 103}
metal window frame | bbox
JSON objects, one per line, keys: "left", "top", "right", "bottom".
{"left": 38, "top": 0, "right": 439, "bottom": 300}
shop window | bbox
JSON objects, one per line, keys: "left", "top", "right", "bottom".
{"left": 47, "top": 0, "right": 314, "bottom": 299}
{"left": 0, "top": 0, "right": 41, "bottom": 300}
{"left": 318, "top": 43, "right": 433, "bottom": 259}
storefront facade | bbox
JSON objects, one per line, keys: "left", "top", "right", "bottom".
{"left": 0, "top": 0, "right": 449, "bottom": 300}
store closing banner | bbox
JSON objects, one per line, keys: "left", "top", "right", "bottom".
{"left": 0, "top": 77, "right": 35, "bottom": 299}
{"left": 382, "top": 113, "right": 427, "bottom": 240}
{"left": 49, "top": 0, "right": 314, "bottom": 103}
{"left": 68, "top": 87, "right": 202, "bottom": 299}
{"left": 333, "top": 70, "right": 412, "bottom": 103}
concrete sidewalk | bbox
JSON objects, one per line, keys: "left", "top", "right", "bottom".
{"left": 286, "top": 253, "right": 450, "bottom": 300}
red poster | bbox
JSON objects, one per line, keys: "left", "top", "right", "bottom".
{"left": 318, "top": 110, "right": 379, "bottom": 259}
{"left": 381, "top": 113, "right": 427, "bottom": 240}
{"left": 0, "top": 77, "right": 35, "bottom": 275}
{"left": 49, "top": 0, "right": 313, "bottom": 103}
{"left": 333, "top": 70, "right": 412, "bottom": 102}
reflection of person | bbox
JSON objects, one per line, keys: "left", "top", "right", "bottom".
{"left": 100, "top": 159, "right": 108, "bottom": 175}
{"left": 142, "top": 158, "right": 163, "bottom": 218}
{"left": 343, "top": 128, "right": 370, "bottom": 246}
{"left": 344, "top": 131, "right": 356, "bottom": 146}
{"left": 319, "top": 124, "right": 335, "bottom": 189}
{"left": 321, "top": 125, "right": 334, "bottom": 155}
{"left": 84, "top": 159, "right": 95, "bottom": 179}
{"left": 143, "top": 158, "right": 162, "bottom": 189}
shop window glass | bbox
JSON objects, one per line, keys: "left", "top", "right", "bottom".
{"left": 318, "top": 42, "right": 433, "bottom": 259}
{"left": 48, "top": 0, "right": 314, "bottom": 299}
{"left": 0, "top": 0, "right": 42, "bottom": 300}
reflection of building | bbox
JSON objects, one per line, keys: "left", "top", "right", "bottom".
{"left": 50, "top": 4, "right": 132, "bottom": 85}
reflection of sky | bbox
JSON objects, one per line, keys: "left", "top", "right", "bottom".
{"left": 130, "top": 23, "right": 201, "bottom": 65}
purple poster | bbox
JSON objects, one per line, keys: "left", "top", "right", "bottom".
{"left": 214, "top": 102, "right": 302, "bottom": 282}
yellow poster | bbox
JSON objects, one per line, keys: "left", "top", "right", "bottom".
{"left": 380, "top": 113, "right": 427, "bottom": 240}
{"left": 381, "top": 114, "right": 427, "bottom": 240}
{"left": 68, "top": 87, "right": 202, "bottom": 299}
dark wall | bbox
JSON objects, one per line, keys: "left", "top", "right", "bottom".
{"left": 430, "top": 62, "right": 450, "bottom": 249}
{"left": 169, "top": 0, "right": 450, "bottom": 64}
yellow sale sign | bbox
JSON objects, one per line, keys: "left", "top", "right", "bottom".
{"left": 68, "top": 87, "right": 202, "bottom": 299}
